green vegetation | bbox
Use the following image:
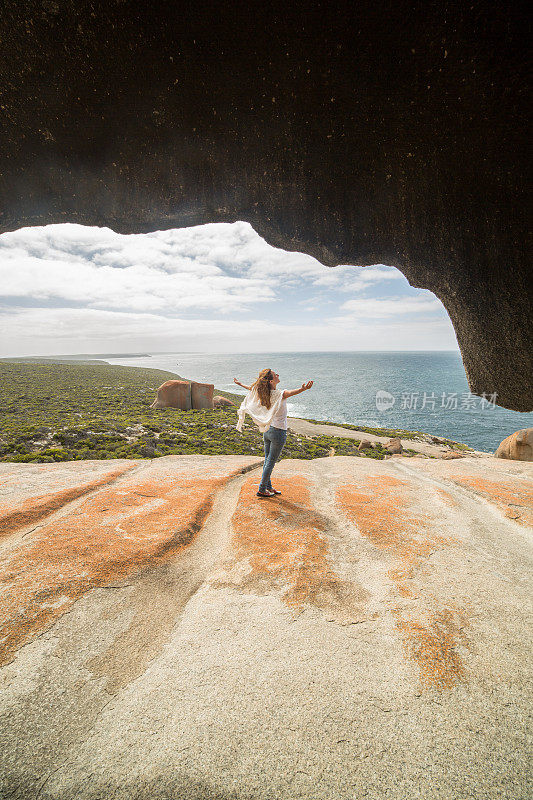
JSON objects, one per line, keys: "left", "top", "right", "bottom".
{"left": 0, "top": 362, "right": 387, "bottom": 463}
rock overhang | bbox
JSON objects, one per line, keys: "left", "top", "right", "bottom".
{"left": 0, "top": 1, "right": 531, "bottom": 409}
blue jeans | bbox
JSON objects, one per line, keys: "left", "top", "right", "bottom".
{"left": 258, "top": 426, "right": 287, "bottom": 491}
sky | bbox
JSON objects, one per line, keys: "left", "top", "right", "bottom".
{"left": 0, "top": 221, "right": 458, "bottom": 355}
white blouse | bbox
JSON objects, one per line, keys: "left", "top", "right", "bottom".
{"left": 270, "top": 394, "right": 288, "bottom": 430}
{"left": 236, "top": 387, "right": 285, "bottom": 433}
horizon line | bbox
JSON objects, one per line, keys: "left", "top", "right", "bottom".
{"left": 1, "top": 348, "right": 462, "bottom": 359}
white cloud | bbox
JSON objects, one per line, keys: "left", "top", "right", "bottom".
{"left": 310, "top": 264, "right": 403, "bottom": 292}
{"left": 338, "top": 295, "right": 444, "bottom": 318}
{"left": 0, "top": 224, "right": 275, "bottom": 313}
{"left": 0, "top": 222, "right": 404, "bottom": 314}
{"left": 0, "top": 306, "right": 458, "bottom": 356}
{"left": 0, "top": 222, "right": 458, "bottom": 354}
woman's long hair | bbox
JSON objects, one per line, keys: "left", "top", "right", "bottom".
{"left": 250, "top": 368, "right": 274, "bottom": 408}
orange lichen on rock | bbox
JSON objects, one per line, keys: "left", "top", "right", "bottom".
{"left": 337, "top": 476, "right": 467, "bottom": 689}
{"left": 336, "top": 477, "right": 452, "bottom": 596}
{"left": 0, "top": 468, "right": 239, "bottom": 667}
{"left": 450, "top": 475, "right": 533, "bottom": 526}
{"left": 0, "top": 464, "right": 136, "bottom": 537}
{"left": 392, "top": 605, "right": 469, "bottom": 690}
{"left": 435, "top": 488, "right": 459, "bottom": 507}
{"left": 216, "top": 472, "right": 370, "bottom": 623}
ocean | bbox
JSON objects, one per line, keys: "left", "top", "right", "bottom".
{"left": 103, "top": 351, "right": 533, "bottom": 453}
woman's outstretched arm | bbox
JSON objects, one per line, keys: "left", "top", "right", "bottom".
{"left": 234, "top": 378, "right": 252, "bottom": 390}
{"left": 282, "top": 381, "right": 313, "bottom": 399}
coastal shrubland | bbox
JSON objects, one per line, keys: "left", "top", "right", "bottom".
{"left": 0, "top": 362, "right": 383, "bottom": 463}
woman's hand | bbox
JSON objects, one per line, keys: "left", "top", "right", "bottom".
{"left": 233, "top": 378, "right": 241, "bottom": 386}
{"left": 283, "top": 381, "right": 313, "bottom": 399}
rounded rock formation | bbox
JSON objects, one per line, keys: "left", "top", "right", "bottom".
{"left": 190, "top": 382, "right": 214, "bottom": 410}
{"left": 213, "top": 395, "right": 236, "bottom": 408}
{"left": 150, "top": 380, "right": 191, "bottom": 411}
{"left": 385, "top": 437, "right": 403, "bottom": 454}
{"left": 494, "top": 428, "right": 533, "bottom": 462}
{"left": 151, "top": 380, "right": 215, "bottom": 410}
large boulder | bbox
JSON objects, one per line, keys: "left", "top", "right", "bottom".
{"left": 151, "top": 380, "right": 215, "bottom": 410}
{"left": 385, "top": 437, "right": 403, "bottom": 454}
{"left": 150, "top": 380, "right": 191, "bottom": 410}
{"left": 191, "top": 381, "right": 214, "bottom": 410}
{"left": 495, "top": 428, "right": 533, "bottom": 462}
{"left": 213, "top": 395, "right": 236, "bottom": 408}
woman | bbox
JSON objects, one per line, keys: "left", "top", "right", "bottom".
{"left": 234, "top": 369, "right": 313, "bottom": 497}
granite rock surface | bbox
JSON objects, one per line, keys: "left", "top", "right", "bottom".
{"left": 1, "top": 454, "right": 531, "bottom": 799}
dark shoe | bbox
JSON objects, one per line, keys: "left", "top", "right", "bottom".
{"left": 257, "top": 489, "right": 275, "bottom": 497}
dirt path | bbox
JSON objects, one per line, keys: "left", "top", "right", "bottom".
{"left": 287, "top": 416, "right": 492, "bottom": 458}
